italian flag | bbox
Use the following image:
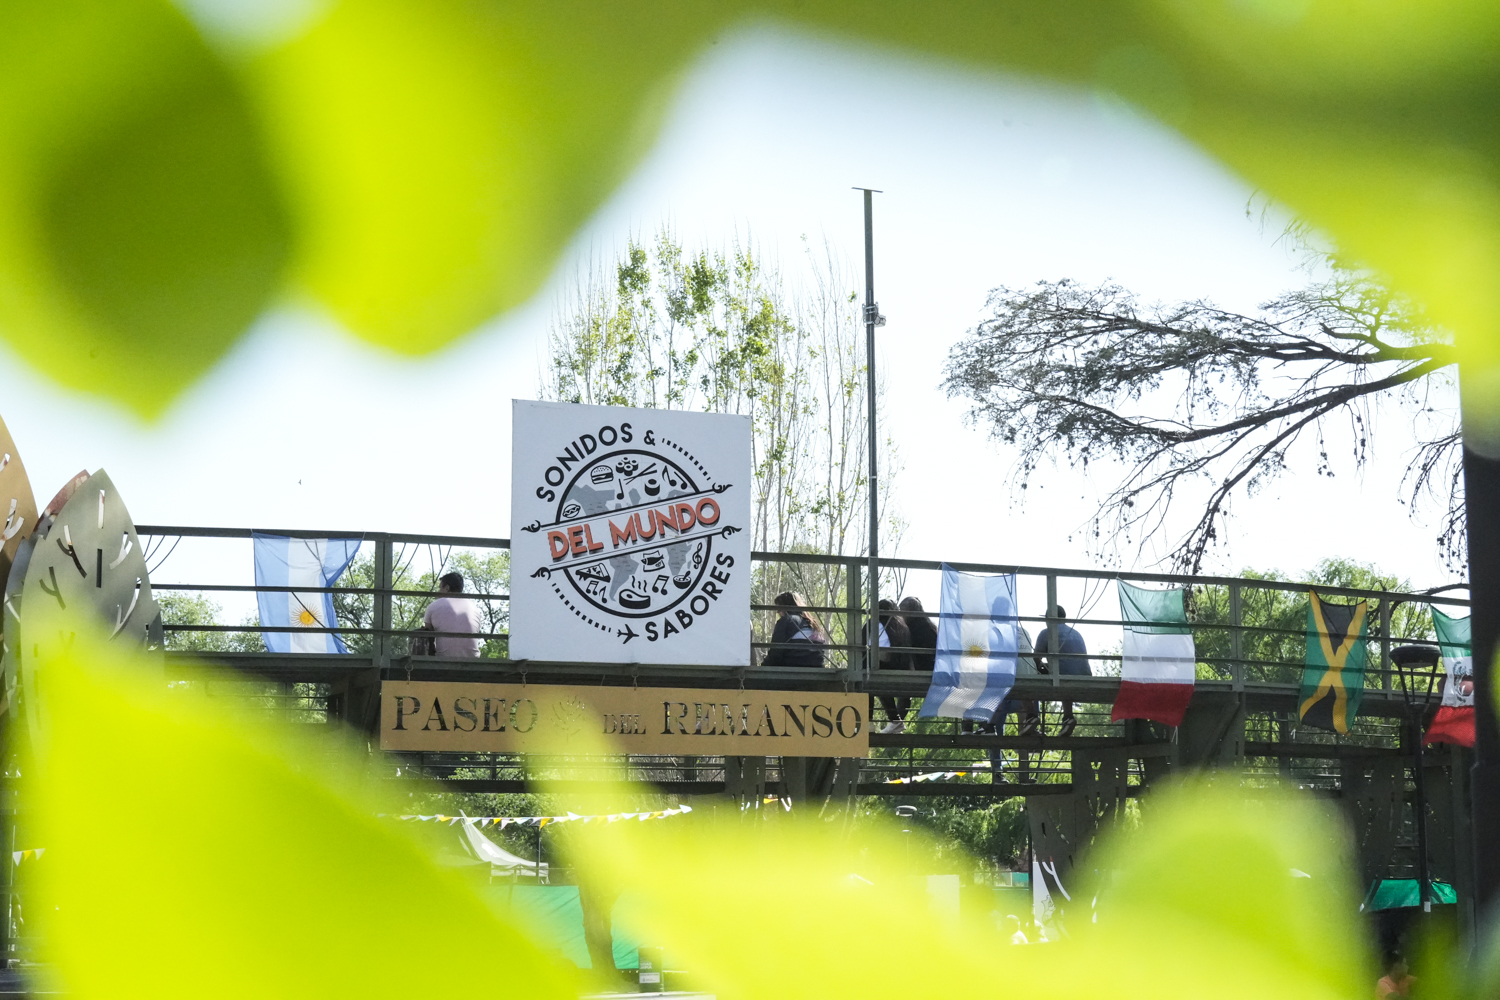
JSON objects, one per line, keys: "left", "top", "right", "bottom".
{"left": 1425, "top": 608, "right": 1473, "bottom": 748}
{"left": 1111, "top": 581, "right": 1195, "bottom": 727}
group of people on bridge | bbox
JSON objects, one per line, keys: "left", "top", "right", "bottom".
{"left": 760, "top": 591, "right": 1095, "bottom": 736}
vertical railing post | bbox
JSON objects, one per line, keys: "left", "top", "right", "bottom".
{"left": 1045, "top": 575, "right": 1060, "bottom": 692}
{"left": 848, "top": 557, "right": 864, "bottom": 679}
{"left": 1378, "top": 592, "right": 1392, "bottom": 692}
{"left": 374, "top": 535, "right": 393, "bottom": 667}
{"left": 1229, "top": 582, "right": 1244, "bottom": 691}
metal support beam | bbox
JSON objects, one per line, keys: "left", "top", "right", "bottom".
{"left": 1176, "top": 692, "right": 1246, "bottom": 766}
{"left": 1464, "top": 434, "right": 1500, "bottom": 910}
{"left": 1229, "top": 581, "right": 1244, "bottom": 690}
{"left": 373, "top": 535, "right": 393, "bottom": 667}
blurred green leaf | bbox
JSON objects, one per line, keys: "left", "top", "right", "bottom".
{"left": 246, "top": 0, "right": 718, "bottom": 355}
{"left": 0, "top": 0, "right": 290, "bottom": 416}
{"left": 1085, "top": 777, "right": 1368, "bottom": 1000}
{"left": 565, "top": 775, "right": 1369, "bottom": 1000}
{"left": 24, "top": 621, "right": 579, "bottom": 997}
{"left": 16, "top": 613, "right": 1380, "bottom": 999}
{"left": 2, "top": 0, "right": 1499, "bottom": 422}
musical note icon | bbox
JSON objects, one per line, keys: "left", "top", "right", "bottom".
{"left": 651, "top": 574, "right": 670, "bottom": 595}
{"left": 691, "top": 542, "right": 704, "bottom": 568}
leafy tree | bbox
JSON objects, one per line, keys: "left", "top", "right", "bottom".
{"left": 943, "top": 258, "right": 1459, "bottom": 573}
{"left": 156, "top": 591, "right": 265, "bottom": 653}
{"left": 545, "top": 229, "right": 903, "bottom": 658}
{"left": 920, "top": 797, "right": 1029, "bottom": 869}
{"left": 1190, "top": 556, "right": 1435, "bottom": 687}
{"left": 333, "top": 546, "right": 510, "bottom": 658}
{"left": 155, "top": 592, "right": 339, "bottom": 722}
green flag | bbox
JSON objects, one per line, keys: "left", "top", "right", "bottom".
{"left": 1297, "top": 591, "right": 1370, "bottom": 734}
{"left": 1432, "top": 607, "right": 1472, "bottom": 667}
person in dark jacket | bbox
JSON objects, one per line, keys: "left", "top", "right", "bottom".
{"left": 761, "top": 592, "right": 829, "bottom": 667}
{"left": 900, "top": 596, "right": 937, "bottom": 672}
{"left": 877, "top": 599, "right": 913, "bottom": 733}
{"left": 1034, "top": 605, "right": 1091, "bottom": 736}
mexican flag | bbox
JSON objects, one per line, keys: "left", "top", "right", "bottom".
{"left": 1425, "top": 608, "right": 1473, "bottom": 747}
{"left": 1298, "top": 592, "right": 1369, "bottom": 734}
{"left": 1111, "top": 581, "right": 1195, "bottom": 727}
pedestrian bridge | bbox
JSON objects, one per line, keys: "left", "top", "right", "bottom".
{"left": 142, "top": 527, "right": 1462, "bottom": 772}
{"left": 13, "top": 520, "right": 1468, "bottom": 926}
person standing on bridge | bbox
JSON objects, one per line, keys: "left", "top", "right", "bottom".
{"left": 1035, "top": 605, "right": 1090, "bottom": 737}
{"left": 423, "top": 572, "right": 484, "bottom": 657}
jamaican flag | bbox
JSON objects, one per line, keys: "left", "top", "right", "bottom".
{"left": 1297, "top": 591, "right": 1370, "bottom": 733}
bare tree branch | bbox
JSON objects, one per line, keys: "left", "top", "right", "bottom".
{"left": 943, "top": 275, "right": 1461, "bottom": 572}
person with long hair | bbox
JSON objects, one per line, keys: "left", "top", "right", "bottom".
{"left": 761, "top": 591, "right": 830, "bottom": 667}
{"left": 899, "top": 596, "right": 937, "bottom": 671}
{"left": 876, "top": 599, "right": 913, "bottom": 733}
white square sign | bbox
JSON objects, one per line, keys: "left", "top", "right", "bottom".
{"left": 509, "top": 400, "right": 752, "bottom": 665}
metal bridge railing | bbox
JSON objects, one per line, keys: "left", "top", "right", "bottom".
{"left": 137, "top": 525, "right": 1469, "bottom": 698}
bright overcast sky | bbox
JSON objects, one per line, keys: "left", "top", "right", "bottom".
{"left": 0, "top": 24, "right": 1464, "bottom": 615}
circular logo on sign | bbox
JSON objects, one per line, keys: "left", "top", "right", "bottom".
{"left": 525, "top": 425, "right": 738, "bottom": 643}
{"left": 557, "top": 446, "right": 714, "bottom": 619}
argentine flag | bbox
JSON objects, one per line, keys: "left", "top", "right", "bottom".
{"left": 253, "top": 533, "right": 362, "bottom": 654}
{"left": 919, "top": 564, "right": 1018, "bottom": 720}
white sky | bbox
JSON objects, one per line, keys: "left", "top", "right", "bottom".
{"left": 0, "top": 24, "right": 1464, "bottom": 629}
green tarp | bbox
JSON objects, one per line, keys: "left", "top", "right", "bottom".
{"left": 479, "top": 885, "right": 644, "bottom": 969}
{"left": 1362, "top": 878, "right": 1457, "bottom": 911}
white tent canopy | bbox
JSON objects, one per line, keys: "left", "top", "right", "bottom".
{"left": 459, "top": 816, "right": 548, "bottom": 874}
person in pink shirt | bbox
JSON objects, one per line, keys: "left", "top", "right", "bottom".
{"left": 423, "top": 572, "right": 484, "bottom": 657}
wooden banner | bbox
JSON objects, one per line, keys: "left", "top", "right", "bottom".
{"left": 379, "top": 681, "right": 869, "bottom": 757}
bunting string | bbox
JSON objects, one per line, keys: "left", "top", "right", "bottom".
{"left": 739, "top": 795, "right": 793, "bottom": 812}
{"left": 11, "top": 848, "right": 44, "bottom": 865}
{"left": 382, "top": 805, "right": 693, "bottom": 829}
{"left": 883, "top": 766, "right": 987, "bottom": 785}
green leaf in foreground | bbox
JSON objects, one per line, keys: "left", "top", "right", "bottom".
{"left": 24, "top": 621, "right": 577, "bottom": 998}
{"left": 0, "top": 0, "right": 290, "bottom": 416}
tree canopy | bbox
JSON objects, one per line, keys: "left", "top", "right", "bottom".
{"left": 544, "top": 228, "right": 903, "bottom": 655}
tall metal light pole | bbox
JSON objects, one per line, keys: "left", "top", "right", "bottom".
{"left": 855, "top": 188, "right": 885, "bottom": 679}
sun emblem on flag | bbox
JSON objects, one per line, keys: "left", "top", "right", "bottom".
{"left": 293, "top": 602, "right": 321, "bottom": 627}
{"left": 967, "top": 644, "right": 985, "bottom": 657}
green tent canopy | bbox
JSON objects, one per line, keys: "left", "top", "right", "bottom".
{"left": 1361, "top": 879, "right": 1457, "bottom": 911}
